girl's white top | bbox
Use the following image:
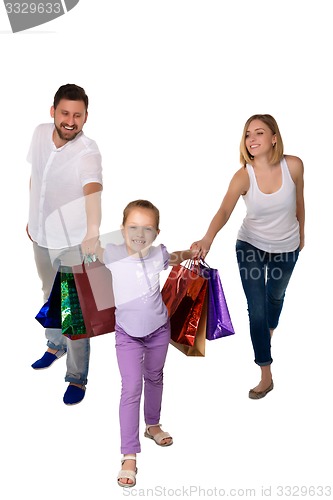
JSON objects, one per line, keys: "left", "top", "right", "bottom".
{"left": 104, "top": 243, "right": 170, "bottom": 337}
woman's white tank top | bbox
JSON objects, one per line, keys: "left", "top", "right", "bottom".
{"left": 237, "top": 156, "right": 300, "bottom": 253}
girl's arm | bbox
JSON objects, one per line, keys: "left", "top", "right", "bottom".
{"left": 168, "top": 249, "right": 194, "bottom": 267}
{"left": 191, "top": 167, "right": 249, "bottom": 258}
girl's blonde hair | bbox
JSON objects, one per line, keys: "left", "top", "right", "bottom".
{"left": 122, "top": 199, "right": 160, "bottom": 230}
{"left": 240, "top": 114, "right": 284, "bottom": 167}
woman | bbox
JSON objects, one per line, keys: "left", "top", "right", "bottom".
{"left": 191, "top": 114, "right": 305, "bottom": 399}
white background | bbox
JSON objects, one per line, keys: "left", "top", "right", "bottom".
{"left": 1, "top": 1, "right": 332, "bottom": 499}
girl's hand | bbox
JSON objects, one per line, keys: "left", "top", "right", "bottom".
{"left": 190, "top": 238, "right": 212, "bottom": 260}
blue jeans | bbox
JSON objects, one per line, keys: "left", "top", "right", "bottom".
{"left": 33, "top": 243, "right": 90, "bottom": 385}
{"left": 235, "top": 240, "right": 299, "bottom": 366}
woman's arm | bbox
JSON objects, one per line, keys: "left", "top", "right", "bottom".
{"left": 191, "top": 167, "right": 249, "bottom": 258}
{"left": 286, "top": 155, "right": 305, "bottom": 250}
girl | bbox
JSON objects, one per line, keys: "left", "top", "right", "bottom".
{"left": 191, "top": 114, "right": 305, "bottom": 399}
{"left": 97, "top": 199, "right": 192, "bottom": 487}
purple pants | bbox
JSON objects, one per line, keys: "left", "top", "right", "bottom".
{"left": 115, "top": 321, "right": 170, "bottom": 454}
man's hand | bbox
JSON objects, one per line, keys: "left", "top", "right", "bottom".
{"left": 81, "top": 233, "right": 99, "bottom": 261}
{"left": 26, "top": 223, "right": 33, "bottom": 242}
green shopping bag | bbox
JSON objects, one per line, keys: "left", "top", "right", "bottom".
{"left": 61, "top": 266, "right": 86, "bottom": 339}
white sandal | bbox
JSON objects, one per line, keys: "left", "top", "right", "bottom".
{"left": 144, "top": 423, "right": 173, "bottom": 447}
{"left": 117, "top": 455, "right": 137, "bottom": 488}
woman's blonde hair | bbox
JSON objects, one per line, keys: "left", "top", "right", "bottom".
{"left": 240, "top": 114, "right": 284, "bottom": 167}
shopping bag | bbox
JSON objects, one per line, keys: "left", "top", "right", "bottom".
{"left": 61, "top": 266, "right": 86, "bottom": 339}
{"left": 161, "top": 262, "right": 208, "bottom": 356}
{"left": 170, "top": 285, "right": 207, "bottom": 356}
{"left": 35, "top": 271, "right": 61, "bottom": 329}
{"left": 71, "top": 260, "right": 115, "bottom": 338}
{"left": 200, "top": 262, "right": 235, "bottom": 340}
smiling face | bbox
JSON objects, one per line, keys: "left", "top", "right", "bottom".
{"left": 122, "top": 207, "right": 159, "bottom": 256}
{"left": 50, "top": 98, "right": 87, "bottom": 147}
{"left": 245, "top": 119, "right": 276, "bottom": 159}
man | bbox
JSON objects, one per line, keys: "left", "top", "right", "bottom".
{"left": 27, "top": 84, "right": 103, "bottom": 405}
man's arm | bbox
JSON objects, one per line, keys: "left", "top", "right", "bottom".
{"left": 81, "top": 182, "right": 103, "bottom": 255}
{"left": 26, "top": 176, "right": 33, "bottom": 241}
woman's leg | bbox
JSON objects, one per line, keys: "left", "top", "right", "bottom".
{"left": 236, "top": 240, "right": 272, "bottom": 366}
{"left": 236, "top": 240, "right": 273, "bottom": 394}
{"left": 266, "top": 248, "right": 300, "bottom": 330}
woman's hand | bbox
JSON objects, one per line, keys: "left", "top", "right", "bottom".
{"left": 190, "top": 237, "right": 212, "bottom": 260}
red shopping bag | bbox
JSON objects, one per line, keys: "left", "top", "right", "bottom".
{"left": 161, "top": 262, "right": 208, "bottom": 356}
{"left": 71, "top": 260, "right": 115, "bottom": 338}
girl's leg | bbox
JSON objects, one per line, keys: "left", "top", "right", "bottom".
{"left": 143, "top": 322, "right": 171, "bottom": 443}
{"left": 115, "top": 327, "right": 144, "bottom": 455}
{"left": 117, "top": 454, "right": 137, "bottom": 487}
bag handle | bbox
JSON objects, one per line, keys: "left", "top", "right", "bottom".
{"left": 181, "top": 258, "right": 210, "bottom": 276}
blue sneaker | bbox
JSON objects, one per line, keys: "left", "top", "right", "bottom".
{"left": 31, "top": 351, "right": 65, "bottom": 370}
{"left": 63, "top": 384, "right": 86, "bottom": 405}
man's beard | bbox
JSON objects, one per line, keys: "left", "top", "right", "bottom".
{"left": 55, "top": 124, "right": 80, "bottom": 142}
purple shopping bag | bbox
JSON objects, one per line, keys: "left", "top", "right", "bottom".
{"left": 200, "top": 263, "right": 235, "bottom": 340}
